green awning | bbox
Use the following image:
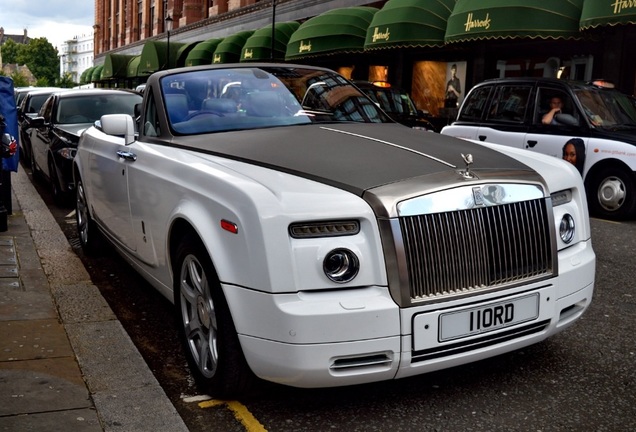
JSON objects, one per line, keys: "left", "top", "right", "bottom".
{"left": 139, "top": 40, "right": 186, "bottom": 75}
{"left": 445, "top": 0, "right": 583, "bottom": 43}
{"left": 91, "top": 65, "right": 104, "bottom": 82}
{"left": 240, "top": 21, "right": 300, "bottom": 62}
{"left": 186, "top": 38, "right": 224, "bottom": 66}
{"left": 365, "top": 0, "right": 455, "bottom": 50}
{"left": 580, "top": 0, "right": 636, "bottom": 29}
{"left": 176, "top": 41, "right": 200, "bottom": 67}
{"left": 102, "top": 54, "right": 135, "bottom": 79}
{"left": 127, "top": 56, "right": 141, "bottom": 78}
{"left": 286, "top": 7, "right": 378, "bottom": 60}
{"left": 80, "top": 67, "right": 95, "bottom": 85}
{"left": 212, "top": 31, "right": 254, "bottom": 64}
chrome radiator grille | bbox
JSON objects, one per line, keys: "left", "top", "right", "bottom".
{"left": 399, "top": 198, "right": 553, "bottom": 301}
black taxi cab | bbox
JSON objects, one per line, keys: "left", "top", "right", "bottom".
{"left": 442, "top": 78, "right": 636, "bottom": 220}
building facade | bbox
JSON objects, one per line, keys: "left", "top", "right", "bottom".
{"left": 59, "top": 33, "right": 94, "bottom": 83}
{"left": 94, "top": 0, "right": 274, "bottom": 55}
{"left": 91, "top": 0, "right": 636, "bottom": 122}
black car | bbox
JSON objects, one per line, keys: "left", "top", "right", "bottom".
{"left": 353, "top": 81, "right": 436, "bottom": 132}
{"left": 17, "top": 88, "right": 65, "bottom": 165}
{"left": 29, "top": 88, "right": 143, "bottom": 203}
{"left": 442, "top": 77, "right": 636, "bottom": 220}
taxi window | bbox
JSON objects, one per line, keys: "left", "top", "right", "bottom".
{"left": 535, "top": 87, "right": 576, "bottom": 125}
{"left": 487, "top": 85, "right": 531, "bottom": 123}
{"left": 457, "top": 86, "right": 492, "bottom": 121}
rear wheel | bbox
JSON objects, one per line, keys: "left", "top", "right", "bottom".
{"left": 587, "top": 166, "right": 636, "bottom": 220}
{"left": 174, "top": 234, "right": 255, "bottom": 398}
{"left": 76, "top": 178, "right": 102, "bottom": 256}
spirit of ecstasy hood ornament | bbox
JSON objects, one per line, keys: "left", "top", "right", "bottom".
{"left": 460, "top": 153, "right": 475, "bottom": 179}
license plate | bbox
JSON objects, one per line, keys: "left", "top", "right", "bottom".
{"left": 439, "top": 293, "right": 540, "bottom": 342}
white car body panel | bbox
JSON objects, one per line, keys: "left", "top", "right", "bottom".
{"left": 73, "top": 65, "right": 595, "bottom": 390}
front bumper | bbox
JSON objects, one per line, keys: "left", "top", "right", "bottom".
{"left": 225, "top": 239, "right": 595, "bottom": 388}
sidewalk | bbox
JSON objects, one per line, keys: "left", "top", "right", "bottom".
{"left": 0, "top": 168, "right": 189, "bottom": 432}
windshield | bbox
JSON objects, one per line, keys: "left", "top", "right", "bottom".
{"left": 57, "top": 93, "right": 142, "bottom": 124}
{"left": 161, "top": 67, "right": 391, "bottom": 135}
{"left": 575, "top": 87, "right": 636, "bottom": 129}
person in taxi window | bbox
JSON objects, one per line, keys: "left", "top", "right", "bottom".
{"left": 542, "top": 96, "right": 564, "bottom": 124}
{"left": 562, "top": 138, "right": 586, "bottom": 175}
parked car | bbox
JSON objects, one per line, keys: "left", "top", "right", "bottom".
{"left": 29, "top": 88, "right": 143, "bottom": 203}
{"left": 441, "top": 77, "right": 636, "bottom": 220}
{"left": 14, "top": 86, "right": 60, "bottom": 110}
{"left": 17, "top": 88, "right": 64, "bottom": 165}
{"left": 74, "top": 64, "right": 595, "bottom": 398}
{"left": 353, "top": 80, "right": 436, "bottom": 131}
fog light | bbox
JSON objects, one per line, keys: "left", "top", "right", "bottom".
{"left": 559, "top": 214, "right": 575, "bottom": 244}
{"left": 323, "top": 248, "right": 359, "bottom": 283}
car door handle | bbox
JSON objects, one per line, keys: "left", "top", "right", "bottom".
{"left": 117, "top": 150, "right": 137, "bottom": 161}
{"left": 527, "top": 140, "right": 538, "bottom": 148}
{"left": 478, "top": 135, "right": 487, "bottom": 141}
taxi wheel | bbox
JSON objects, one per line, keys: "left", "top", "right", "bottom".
{"left": 588, "top": 166, "right": 636, "bottom": 220}
{"left": 174, "top": 234, "right": 255, "bottom": 399}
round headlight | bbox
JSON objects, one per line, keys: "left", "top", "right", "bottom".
{"left": 559, "top": 214, "right": 575, "bottom": 244}
{"left": 323, "top": 248, "right": 359, "bottom": 283}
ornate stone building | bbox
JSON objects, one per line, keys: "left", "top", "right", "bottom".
{"left": 94, "top": 0, "right": 269, "bottom": 55}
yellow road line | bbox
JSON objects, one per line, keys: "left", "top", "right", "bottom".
{"left": 199, "top": 400, "right": 267, "bottom": 432}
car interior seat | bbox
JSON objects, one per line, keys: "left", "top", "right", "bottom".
{"left": 244, "top": 92, "right": 285, "bottom": 117}
{"left": 201, "top": 98, "right": 238, "bottom": 114}
{"left": 165, "top": 93, "right": 190, "bottom": 123}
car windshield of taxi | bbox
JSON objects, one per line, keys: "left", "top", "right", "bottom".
{"left": 161, "top": 67, "right": 391, "bottom": 135}
{"left": 574, "top": 85, "right": 636, "bottom": 129}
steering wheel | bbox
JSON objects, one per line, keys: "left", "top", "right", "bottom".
{"left": 183, "top": 110, "right": 224, "bottom": 121}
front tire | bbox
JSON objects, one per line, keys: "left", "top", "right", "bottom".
{"left": 174, "top": 234, "right": 255, "bottom": 398}
{"left": 76, "top": 178, "right": 102, "bottom": 255}
{"left": 49, "top": 159, "right": 68, "bottom": 205}
{"left": 587, "top": 166, "right": 636, "bottom": 220}
{"left": 30, "top": 147, "right": 40, "bottom": 179}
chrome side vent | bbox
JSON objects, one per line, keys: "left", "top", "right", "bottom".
{"left": 330, "top": 353, "right": 393, "bottom": 371}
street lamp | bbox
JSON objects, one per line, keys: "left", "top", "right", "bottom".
{"left": 271, "top": 0, "right": 276, "bottom": 60}
{"left": 165, "top": 15, "right": 173, "bottom": 70}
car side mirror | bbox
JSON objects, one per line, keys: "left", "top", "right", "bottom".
{"left": 100, "top": 114, "right": 136, "bottom": 145}
{"left": 555, "top": 113, "right": 579, "bottom": 127}
{"left": 29, "top": 117, "right": 46, "bottom": 128}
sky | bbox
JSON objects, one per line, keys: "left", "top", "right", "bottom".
{"left": 0, "top": 0, "right": 93, "bottom": 51}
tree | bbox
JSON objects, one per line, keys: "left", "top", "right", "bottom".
{"left": 56, "top": 73, "right": 76, "bottom": 88}
{"left": 0, "top": 39, "right": 20, "bottom": 65}
{"left": 10, "top": 72, "right": 29, "bottom": 87}
{"left": 17, "top": 38, "right": 59, "bottom": 86}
